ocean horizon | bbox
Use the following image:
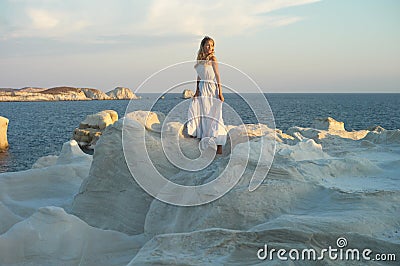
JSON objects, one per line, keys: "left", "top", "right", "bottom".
{"left": 0, "top": 92, "right": 399, "bottom": 173}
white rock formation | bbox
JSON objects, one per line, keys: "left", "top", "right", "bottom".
{"left": 71, "top": 112, "right": 400, "bottom": 240}
{"left": 277, "top": 138, "right": 330, "bottom": 161}
{"left": 81, "top": 110, "right": 118, "bottom": 130}
{"left": 0, "top": 207, "right": 145, "bottom": 266}
{"left": 81, "top": 88, "right": 111, "bottom": 100}
{"left": 106, "top": 87, "right": 139, "bottom": 100}
{"left": 287, "top": 117, "right": 369, "bottom": 141}
{"left": 125, "top": 110, "right": 165, "bottom": 132}
{"left": 72, "top": 117, "right": 155, "bottom": 234}
{"left": 1, "top": 114, "right": 399, "bottom": 265}
{"left": 0, "top": 116, "right": 9, "bottom": 150}
{"left": 364, "top": 127, "right": 400, "bottom": 144}
{"left": 182, "top": 89, "right": 194, "bottom": 99}
{"left": 73, "top": 110, "right": 118, "bottom": 149}
{"left": 0, "top": 140, "right": 91, "bottom": 229}
{"left": 31, "top": 155, "right": 59, "bottom": 168}
{"left": 313, "top": 116, "right": 345, "bottom": 131}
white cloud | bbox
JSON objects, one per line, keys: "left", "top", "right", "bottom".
{"left": 27, "top": 8, "right": 59, "bottom": 29}
{"left": 1, "top": 0, "right": 319, "bottom": 41}
{"left": 135, "top": 0, "right": 320, "bottom": 37}
{"left": 264, "top": 16, "right": 304, "bottom": 27}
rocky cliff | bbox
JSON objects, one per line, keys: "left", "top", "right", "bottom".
{"left": 0, "top": 86, "right": 138, "bottom": 101}
{"left": 81, "top": 88, "right": 111, "bottom": 100}
{"left": 106, "top": 87, "right": 139, "bottom": 100}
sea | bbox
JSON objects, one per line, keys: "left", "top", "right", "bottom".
{"left": 0, "top": 93, "right": 399, "bottom": 173}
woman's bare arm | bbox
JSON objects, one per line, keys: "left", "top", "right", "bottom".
{"left": 211, "top": 56, "right": 224, "bottom": 102}
{"left": 194, "top": 75, "right": 200, "bottom": 97}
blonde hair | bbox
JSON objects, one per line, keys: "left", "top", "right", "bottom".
{"left": 195, "top": 36, "right": 215, "bottom": 66}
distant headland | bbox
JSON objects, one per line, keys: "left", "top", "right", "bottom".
{"left": 0, "top": 86, "right": 139, "bottom": 101}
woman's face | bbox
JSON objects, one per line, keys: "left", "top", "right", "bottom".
{"left": 203, "top": 40, "right": 214, "bottom": 55}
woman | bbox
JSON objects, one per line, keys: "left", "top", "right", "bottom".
{"left": 187, "top": 36, "right": 227, "bottom": 154}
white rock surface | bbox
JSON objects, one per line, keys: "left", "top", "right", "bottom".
{"left": 72, "top": 112, "right": 400, "bottom": 235}
{"left": 182, "top": 89, "right": 194, "bottom": 99}
{"left": 0, "top": 207, "right": 145, "bottom": 266}
{"left": 125, "top": 110, "right": 165, "bottom": 132}
{"left": 106, "top": 87, "right": 139, "bottom": 100}
{"left": 0, "top": 140, "right": 91, "bottom": 225}
{"left": 72, "top": 117, "right": 155, "bottom": 234}
{"left": 132, "top": 225, "right": 400, "bottom": 265}
{"left": 277, "top": 139, "right": 329, "bottom": 161}
{"left": 364, "top": 127, "right": 400, "bottom": 144}
{"left": 0, "top": 202, "right": 22, "bottom": 234}
{"left": 0, "top": 116, "right": 9, "bottom": 150}
{"left": 31, "top": 155, "right": 59, "bottom": 168}
{"left": 1, "top": 114, "right": 399, "bottom": 265}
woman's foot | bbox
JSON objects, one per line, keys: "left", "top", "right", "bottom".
{"left": 216, "top": 145, "right": 223, "bottom": 154}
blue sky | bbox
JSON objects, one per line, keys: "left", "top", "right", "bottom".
{"left": 0, "top": 0, "right": 399, "bottom": 92}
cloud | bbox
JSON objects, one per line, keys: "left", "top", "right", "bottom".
{"left": 264, "top": 16, "right": 304, "bottom": 27}
{"left": 1, "top": 0, "right": 319, "bottom": 42}
{"left": 2, "top": 4, "right": 90, "bottom": 40}
{"left": 135, "top": 0, "right": 320, "bottom": 37}
{"left": 27, "top": 8, "right": 59, "bottom": 29}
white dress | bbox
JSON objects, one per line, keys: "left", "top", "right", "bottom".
{"left": 187, "top": 62, "right": 227, "bottom": 150}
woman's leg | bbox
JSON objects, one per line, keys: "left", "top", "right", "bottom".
{"left": 216, "top": 145, "right": 223, "bottom": 154}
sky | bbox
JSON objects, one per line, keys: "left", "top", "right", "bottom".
{"left": 0, "top": 0, "right": 399, "bottom": 93}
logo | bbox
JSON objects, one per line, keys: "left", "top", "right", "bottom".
{"left": 257, "top": 237, "right": 397, "bottom": 262}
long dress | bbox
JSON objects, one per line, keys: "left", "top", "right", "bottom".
{"left": 187, "top": 62, "right": 227, "bottom": 150}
